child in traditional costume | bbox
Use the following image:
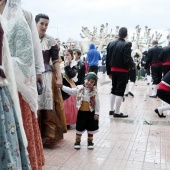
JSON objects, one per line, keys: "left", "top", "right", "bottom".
{"left": 62, "top": 72, "right": 100, "bottom": 149}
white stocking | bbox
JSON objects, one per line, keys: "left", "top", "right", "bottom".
{"left": 151, "top": 84, "right": 158, "bottom": 96}
{"left": 124, "top": 83, "right": 129, "bottom": 94}
{"left": 129, "top": 82, "right": 135, "bottom": 93}
{"left": 115, "top": 96, "right": 123, "bottom": 114}
{"left": 110, "top": 94, "right": 116, "bottom": 111}
{"left": 158, "top": 105, "right": 170, "bottom": 114}
{"left": 147, "top": 75, "right": 151, "bottom": 84}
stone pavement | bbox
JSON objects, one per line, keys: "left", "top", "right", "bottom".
{"left": 43, "top": 73, "right": 170, "bottom": 170}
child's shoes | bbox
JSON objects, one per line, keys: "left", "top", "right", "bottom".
{"left": 87, "top": 142, "right": 94, "bottom": 149}
{"left": 74, "top": 142, "right": 81, "bottom": 149}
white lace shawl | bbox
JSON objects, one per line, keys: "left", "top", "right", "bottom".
{"left": 0, "top": 15, "right": 28, "bottom": 147}
{"left": 40, "top": 34, "right": 57, "bottom": 52}
{"left": 22, "top": 9, "right": 45, "bottom": 74}
{"left": 2, "top": 0, "right": 38, "bottom": 116}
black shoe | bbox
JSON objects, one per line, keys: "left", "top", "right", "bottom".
{"left": 154, "top": 109, "right": 166, "bottom": 118}
{"left": 128, "top": 92, "right": 134, "bottom": 97}
{"left": 74, "top": 142, "right": 81, "bottom": 149}
{"left": 114, "top": 113, "right": 128, "bottom": 118}
{"left": 124, "top": 93, "right": 128, "bottom": 97}
{"left": 87, "top": 142, "right": 94, "bottom": 149}
{"left": 149, "top": 95, "right": 157, "bottom": 98}
{"left": 109, "top": 111, "right": 115, "bottom": 115}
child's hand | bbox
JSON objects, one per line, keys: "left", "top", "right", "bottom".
{"left": 65, "top": 59, "right": 70, "bottom": 66}
{"left": 94, "top": 114, "right": 99, "bottom": 120}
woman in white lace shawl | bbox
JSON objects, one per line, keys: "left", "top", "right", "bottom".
{"left": 0, "top": 14, "right": 31, "bottom": 169}
{"left": 1, "top": 0, "right": 45, "bottom": 169}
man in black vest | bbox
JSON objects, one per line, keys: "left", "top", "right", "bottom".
{"left": 106, "top": 27, "right": 134, "bottom": 118}
{"left": 145, "top": 40, "right": 163, "bottom": 98}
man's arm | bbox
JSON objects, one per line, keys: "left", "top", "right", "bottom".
{"left": 123, "top": 43, "right": 134, "bottom": 69}
{"left": 106, "top": 43, "right": 111, "bottom": 76}
{"left": 159, "top": 49, "right": 165, "bottom": 62}
{"left": 144, "top": 49, "right": 152, "bottom": 70}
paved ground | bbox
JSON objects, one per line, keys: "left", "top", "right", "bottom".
{"left": 43, "top": 73, "right": 170, "bottom": 170}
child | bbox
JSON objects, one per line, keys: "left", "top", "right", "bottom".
{"left": 61, "top": 72, "right": 100, "bottom": 149}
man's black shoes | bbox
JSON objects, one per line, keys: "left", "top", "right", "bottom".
{"left": 109, "top": 111, "right": 115, "bottom": 115}
{"left": 114, "top": 113, "right": 128, "bottom": 118}
{"left": 149, "top": 95, "right": 157, "bottom": 98}
{"left": 154, "top": 109, "right": 166, "bottom": 118}
{"left": 124, "top": 92, "right": 134, "bottom": 97}
{"left": 128, "top": 92, "right": 134, "bottom": 97}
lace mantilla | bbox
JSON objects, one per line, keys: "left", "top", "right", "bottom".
{"left": 0, "top": 14, "right": 28, "bottom": 147}
{"left": 41, "top": 34, "right": 57, "bottom": 51}
{"left": 3, "top": 0, "right": 38, "bottom": 115}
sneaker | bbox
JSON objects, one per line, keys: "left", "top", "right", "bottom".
{"left": 74, "top": 142, "right": 81, "bottom": 149}
{"left": 128, "top": 92, "right": 134, "bottom": 97}
{"left": 88, "top": 142, "right": 94, "bottom": 149}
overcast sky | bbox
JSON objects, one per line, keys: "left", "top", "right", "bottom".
{"left": 22, "top": 0, "right": 170, "bottom": 43}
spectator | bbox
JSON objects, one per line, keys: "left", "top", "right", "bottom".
{"left": 73, "top": 49, "right": 86, "bottom": 85}
{"left": 87, "top": 44, "right": 101, "bottom": 74}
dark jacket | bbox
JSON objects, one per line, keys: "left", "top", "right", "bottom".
{"left": 75, "top": 60, "right": 86, "bottom": 85}
{"left": 145, "top": 45, "right": 163, "bottom": 69}
{"left": 106, "top": 38, "right": 134, "bottom": 75}
{"left": 159, "top": 46, "right": 170, "bottom": 63}
{"left": 43, "top": 45, "right": 58, "bottom": 72}
{"left": 64, "top": 65, "right": 77, "bottom": 79}
{"left": 61, "top": 64, "right": 77, "bottom": 100}
{"left": 141, "top": 51, "right": 148, "bottom": 67}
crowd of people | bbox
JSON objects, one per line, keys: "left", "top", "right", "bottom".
{"left": 1, "top": 0, "right": 170, "bottom": 169}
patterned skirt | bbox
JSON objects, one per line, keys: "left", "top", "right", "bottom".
{"left": 19, "top": 93, "right": 45, "bottom": 170}
{"left": 0, "top": 86, "right": 31, "bottom": 170}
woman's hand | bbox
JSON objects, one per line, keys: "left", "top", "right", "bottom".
{"left": 94, "top": 114, "right": 99, "bottom": 120}
{"left": 56, "top": 76, "right": 63, "bottom": 88}
{"left": 36, "top": 74, "right": 43, "bottom": 84}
